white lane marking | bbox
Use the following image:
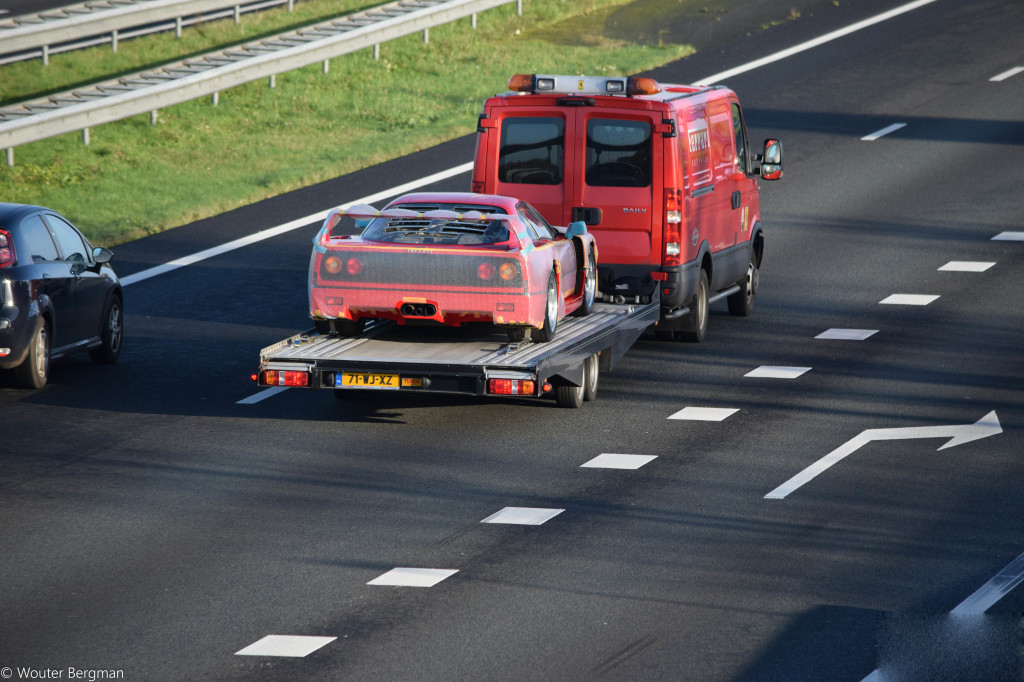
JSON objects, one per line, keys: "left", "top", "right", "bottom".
{"left": 990, "top": 66, "right": 1024, "bottom": 82}
{"left": 861, "top": 123, "right": 907, "bottom": 141}
{"left": 237, "top": 386, "right": 289, "bottom": 404}
{"left": 879, "top": 294, "right": 939, "bottom": 305}
{"left": 121, "top": 161, "right": 474, "bottom": 286}
{"left": 938, "top": 261, "right": 995, "bottom": 272}
{"left": 481, "top": 507, "right": 564, "bottom": 525}
{"left": 696, "top": 0, "right": 939, "bottom": 85}
{"left": 861, "top": 549, "right": 1024, "bottom": 680}
{"left": 766, "top": 411, "right": 1001, "bottom": 499}
{"left": 816, "top": 328, "right": 878, "bottom": 341}
{"left": 581, "top": 453, "right": 658, "bottom": 469}
{"left": 992, "top": 231, "right": 1024, "bottom": 241}
{"left": 668, "top": 406, "right": 739, "bottom": 421}
{"left": 951, "top": 551, "right": 1024, "bottom": 615}
{"left": 235, "top": 634, "right": 337, "bottom": 657}
{"left": 745, "top": 366, "right": 811, "bottom": 379}
{"left": 368, "top": 567, "right": 458, "bottom": 587}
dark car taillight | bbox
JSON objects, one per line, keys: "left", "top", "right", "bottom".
{"left": 0, "top": 229, "right": 14, "bottom": 268}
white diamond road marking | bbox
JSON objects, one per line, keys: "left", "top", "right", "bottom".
{"left": 481, "top": 507, "right": 564, "bottom": 525}
{"left": 745, "top": 366, "right": 811, "bottom": 380}
{"left": 581, "top": 453, "right": 658, "bottom": 470}
{"left": 992, "top": 231, "right": 1024, "bottom": 241}
{"left": 879, "top": 294, "right": 940, "bottom": 305}
{"left": 938, "top": 261, "right": 995, "bottom": 272}
{"left": 668, "top": 406, "right": 739, "bottom": 421}
{"left": 235, "top": 635, "right": 336, "bottom": 657}
{"left": 367, "top": 567, "right": 458, "bottom": 587}
{"left": 816, "top": 328, "right": 878, "bottom": 341}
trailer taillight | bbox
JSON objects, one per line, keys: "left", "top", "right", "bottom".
{"left": 261, "top": 370, "right": 310, "bottom": 387}
{"left": 664, "top": 188, "right": 683, "bottom": 266}
{"left": 489, "top": 378, "right": 535, "bottom": 395}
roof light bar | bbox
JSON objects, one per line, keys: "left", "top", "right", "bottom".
{"left": 507, "top": 74, "right": 662, "bottom": 97}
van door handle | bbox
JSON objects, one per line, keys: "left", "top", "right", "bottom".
{"left": 731, "top": 191, "right": 742, "bottom": 210}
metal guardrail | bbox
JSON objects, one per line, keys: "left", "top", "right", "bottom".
{"left": 0, "top": 0, "right": 300, "bottom": 66}
{"left": 0, "top": 0, "right": 519, "bottom": 164}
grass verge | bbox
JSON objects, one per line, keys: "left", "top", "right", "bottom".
{"left": 1, "top": 0, "right": 694, "bottom": 245}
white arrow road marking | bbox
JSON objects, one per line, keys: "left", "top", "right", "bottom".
{"left": 766, "top": 411, "right": 1002, "bottom": 499}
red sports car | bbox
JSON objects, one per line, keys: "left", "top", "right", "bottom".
{"left": 309, "top": 192, "right": 598, "bottom": 342}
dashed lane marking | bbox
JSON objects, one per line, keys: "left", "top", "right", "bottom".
{"left": 990, "top": 66, "right": 1024, "bottom": 82}
{"left": 236, "top": 386, "right": 288, "bottom": 404}
{"left": 668, "top": 407, "right": 739, "bottom": 421}
{"left": 879, "top": 294, "right": 940, "bottom": 305}
{"left": 235, "top": 635, "right": 336, "bottom": 657}
{"left": 745, "top": 366, "right": 811, "bottom": 380}
{"left": 992, "top": 231, "right": 1024, "bottom": 241}
{"left": 368, "top": 568, "right": 458, "bottom": 587}
{"left": 481, "top": 507, "right": 564, "bottom": 526}
{"left": 816, "top": 328, "right": 878, "bottom": 341}
{"left": 861, "top": 123, "right": 907, "bottom": 141}
{"left": 938, "top": 261, "right": 995, "bottom": 272}
{"left": 581, "top": 454, "right": 658, "bottom": 470}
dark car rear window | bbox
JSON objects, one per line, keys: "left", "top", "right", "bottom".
{"left": 585, "top": 119, "right": 652, "bottom": 187}
{"left": 498, "top": 117, "right": 564, "bottom": 186}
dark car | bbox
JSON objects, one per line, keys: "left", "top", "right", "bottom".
{"left": 0, "top": 203, "right": 123, "bottom": 388}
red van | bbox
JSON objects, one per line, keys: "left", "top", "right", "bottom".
{"left": 471, "top": 74, "right": 782, "bottom": 340}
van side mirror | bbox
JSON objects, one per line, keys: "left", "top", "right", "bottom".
{"left": 758, "top": 139, "right": 783, "bottom": 180}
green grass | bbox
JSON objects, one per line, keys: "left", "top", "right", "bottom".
{"left": 1, "top": 0, "right": 695, "bottom": 246}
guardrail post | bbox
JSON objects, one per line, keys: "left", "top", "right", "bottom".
{"left": 42, "top": 45, "right": 50, "bottom": 66}
{"left": 288, "top": 0, "right": 294, "bottom": 10}
{"left": 212, "top": 92, "right": 220, "bottom": 106}
{"left": 82, "top": 128, "right": 90, "bottom": 146}
{"left": 322, "top": 60, "right": 329, "bottom": 74}
{"left": 176, "top": 16, "right": 183, "bottom": 39}
{"left": 150, "top": 111, "right": 158, "bottom": 125}
{"left": 471, "top": 13, "right": 477, "bottom": 28}
{"left": 423, "top": 28, "right": 429, "bottom": 44}
{"left": 112, "top": 30, "right": 118, "bottom": 53}
{"left": 234, "top": 5, "right": 241, "bottom": 24}
{"left": 517, "top": 0, "right": 522, "bottom": 16}
{"left": 373, "top": 44, "right": 380, "bottom": 60}
{"left": 269, "top": 75, "right": 276, "bottom": 89}
{"left": 5, "top": 149, "right": 13, "bottom": 167}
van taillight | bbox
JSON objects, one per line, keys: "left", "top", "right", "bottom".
{"left": 0, "top": 230, "right": 14, "bottom": 268}
{"left": 664, "top": 189, "right": 682, "bottom": 266}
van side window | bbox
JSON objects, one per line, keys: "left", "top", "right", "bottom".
{"left": 20, "top": 216, "right": 60, "bottom": 263}
{"left": 499, "top": 117, "right": 564, "bottom": 185}
{"left": 731, "top": 103, "right": 750, "bottom": 176}
{"left": 585, "top": 119, "right": 651, "bottom": 187}
{"left": 685, "top": 111, "right": 713, "bottom": 190}
{"left": 708, "top": 102, "right": 735, "bottom": 180}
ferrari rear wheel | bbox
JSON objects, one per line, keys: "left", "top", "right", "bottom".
{"left": 532, "top": 272, "right": 559, "bottom": 343}
{"left": 572, "top": 248, "right": 597, "bottom": 317}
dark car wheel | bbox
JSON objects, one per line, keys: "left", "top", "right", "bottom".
{"left": 572, "top": 248, "right": 597, "bottom": 317}
{"left": 90, "top": 295, "right": 123, "bottom": 364}
{"left": 532, "top": 272, "right": 559, "bottom": 343}
{"left": 14, "top": 318, "right": 49, "bottom": 389}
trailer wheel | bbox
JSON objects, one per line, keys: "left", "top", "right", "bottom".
{"left": 532, "top": 272, "right": 559, "bottom": 343}
{"left": 680, "top": 270, "right": 709, "bottom": 342}
{"left": 727, "top": 252, "right": 758, "bottom": 317}
{"left": 583, "top": 353, "right": 599, "bottom": 401}
{"left": 555, "top": 382, "right": 584, "bottom": 408}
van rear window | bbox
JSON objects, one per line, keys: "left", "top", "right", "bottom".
{"left": 498, "top": 117, "right": 564, "bottom": 186}
{"left": 586, "top": 120, "right": 651, "bottom": 187}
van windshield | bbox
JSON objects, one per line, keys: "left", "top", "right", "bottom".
{"left": 586, "top": 119, "right": 652, "bottom": 187}
{"left": 498, "top": 117, "right": 564, "bottom": 185}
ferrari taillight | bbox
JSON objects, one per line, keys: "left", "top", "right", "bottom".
{"left": 261, "top": 370, "right": 310, "bottom": 387}
{"left": 489, "top": 378, "right": 535, "bottom": 395}
{"left": 478, "top": 262, "right": 495, "bottom": 280}
{"left": 499, "top": 262, "right": 518, "bottom": 281}
{"left": 664, "top": 188, "right": 683, "bottom": 266}
{"left": 346, "top": 257, "right": 364, "bottom": 276}
{"left": 324, "top": 255, "right": 343, "bottom": 274}
{"left": 0, "top": 229, "right": 14, "bottom": 269}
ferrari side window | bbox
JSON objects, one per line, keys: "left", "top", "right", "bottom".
{"left": 518, "top": 203, "right": 556, "bottom": 241}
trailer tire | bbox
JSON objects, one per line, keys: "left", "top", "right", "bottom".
{"left": 555, "top": 382, "right": 584, "bottom": 408}
{"left": 583, "top": 353, "right": 599, "bottom": 401}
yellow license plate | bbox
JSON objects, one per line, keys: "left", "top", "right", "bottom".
{"left": 339, "top": 372, "right": 400, "bottom": 389}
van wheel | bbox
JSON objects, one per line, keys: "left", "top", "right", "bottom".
{"left": 680, "top": 270, "right": 709, "bottom": 342}
{"left": 572, "top": 248, "right": 597, "bottom": 317}
{"left": 532, "top": 272, "right": 559, "bottom": 343}
{"left": 728, "top": 253, "right": 758, "bottom": 317}
{"left": 14, "top": 318, "right": 50, "bottom": 389}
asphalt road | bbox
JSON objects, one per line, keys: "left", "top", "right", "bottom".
{"left": 2, "top": 0, "right": 1022, "bottom": 680}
